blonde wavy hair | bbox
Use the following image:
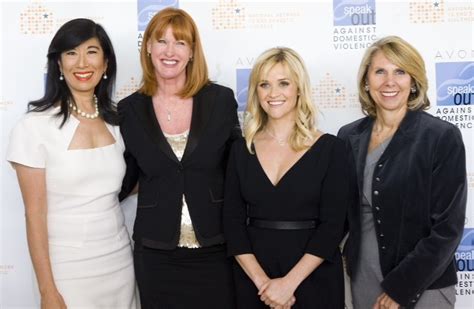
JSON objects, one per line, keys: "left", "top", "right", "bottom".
{"left": 357, "top": 36, "right": 430, "bottom": 117}
{"left": 244, "top": 47, "right": 318, "bottom": 153}
{"left": 139, "top": 7, "right": 209, "bottom": 98}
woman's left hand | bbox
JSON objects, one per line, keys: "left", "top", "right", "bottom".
{"left": 373, "top": 292, "right": 400, "bottom": 309}
{"left": 258, "top": 277, "right": 297, "bottom": 307}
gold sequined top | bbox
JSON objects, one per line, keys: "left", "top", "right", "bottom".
{"left": 163, "top": 130, "right": 201, "bottom": 248}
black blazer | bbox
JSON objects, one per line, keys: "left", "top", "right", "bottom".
{"left": 118, "top": 83, "right": 241, "bottom": 249}
{"left": 338, "top": 110, "right": 467, "bottom": 307}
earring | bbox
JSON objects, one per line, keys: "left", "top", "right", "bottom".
{"left": 364, "top": 84, "right": 369, "bottom": 92}
{"left": 189, "top": 57, "right": 193, "bottom": 62}
{"left": 147, "top": 52, "right": 151, "bottom": 57}
{"left": 103, "top": 73, "right": 108, "bottom": 80}
{"left": 411, "top": 86, "right": 416, "bottom": 93}
{"left": 59, "top": 73, "right": 64, "bottom": 81}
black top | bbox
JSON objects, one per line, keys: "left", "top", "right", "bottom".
{"left": 118, "top": 83, "right": 241, "bottom": 249}
{"left": 338, "top": 110, "right": 467, "bottom": 307}
{"left": 223, "top": 134, "right": 349, "bottom": 261}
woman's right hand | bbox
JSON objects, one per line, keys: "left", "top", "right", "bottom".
{"left": 41, "top": 289, "right": 67, "bottom": 309}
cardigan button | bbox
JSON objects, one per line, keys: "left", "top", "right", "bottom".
{"left": 375, "top": 206, "right": 380, "bottom": 211}
{"left": 375, "top": 177, "right": 380, "bottom": 182}
{"left": 378, "top": 163, "right": 383, "bottom": 168}
{"left": 377, "top": 219, "right": 381, "bottom": 224}
{"left": 381, "top": 246, "right": 386, "bottom": 250}
{"left": 374, "top": 190, "right": 379, "bottom": 196}
{"left": 380, "top": 233, "right": 384, "bottom": 237}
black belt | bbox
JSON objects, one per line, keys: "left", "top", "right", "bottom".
{"left": 247, "top": 218, "right": 317, "bottom": 230}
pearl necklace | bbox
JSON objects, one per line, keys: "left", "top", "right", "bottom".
{"left": 69, "top": 95, "right": 99, "bottom": 119}
{"left": 265, "top": 129, "right": 287, "bottom": 146}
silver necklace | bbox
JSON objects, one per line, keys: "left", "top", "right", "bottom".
{"left": 68, "top": 95, "right": 99, "bottom": 119}
{"left": 161, "top": 100, "right": 176, "bottom": 122}
{"left": 266, "top": 129, "right": 287, "bottom": 146}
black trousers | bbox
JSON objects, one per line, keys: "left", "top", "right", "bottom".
{"left": 134, "top": 243, "right": 236, "bottom": 309}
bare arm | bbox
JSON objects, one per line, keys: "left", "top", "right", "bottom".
{"left": 279, "top": 253, "right": 323, "bottom": 290}
{"left": 14, "top": 163, "right": 66, "bottom": 309}
{"left": 235, "top": 253, "right": 271, "bottom": 290}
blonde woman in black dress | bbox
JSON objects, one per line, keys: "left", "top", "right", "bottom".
{"left": 224, "top": 47, "right": 349, "bottom": 309}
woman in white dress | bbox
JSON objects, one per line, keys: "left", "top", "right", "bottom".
{"left": 6, "top": 19, "right": 137, "bottom": 309}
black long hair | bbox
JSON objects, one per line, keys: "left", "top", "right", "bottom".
{"left": 29, "top": 18, "right": 118, "bottom": 126}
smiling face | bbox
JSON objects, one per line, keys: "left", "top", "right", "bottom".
{"left": 366, "top": 50, "right": 412, "bottom": 114}
{"left": 147, "top": 26, "right": 193, "bottom": 84}
{"left": 257, "top": 63, "right": 298, "bottom": 123}
{"left": 59, "top": 37, "right": 107, "bottom": 97}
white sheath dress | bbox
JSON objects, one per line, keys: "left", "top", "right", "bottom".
{"left": 7, "top": 107, "right": 138, "bottom": 308}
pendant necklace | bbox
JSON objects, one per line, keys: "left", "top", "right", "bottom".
{"left": 266, "top": 129, "right": 287, "bottom": 146}
{"left": 157, "top": 97, "right": 189, "bottom": 122}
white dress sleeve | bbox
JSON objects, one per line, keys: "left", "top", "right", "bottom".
{"left": 6, "top": 115, "right": 46, "bottom": 168}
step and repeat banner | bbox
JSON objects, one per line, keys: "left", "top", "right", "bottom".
{"left": 1, "top": 0, "right": 472, "bottom": 307}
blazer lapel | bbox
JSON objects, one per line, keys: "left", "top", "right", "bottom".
{"left": 131, "top": 94, "right": 179, "bottom": 163}
{"left": 378, "top": 110, "right": 419, "bottom": 164}
{"left": 349, "top": 117, "right": 373, "bottom": 196}
{"left": 182, "top": 84, "right": 215, "bottom": 162}
{"left": 346, "top": 111, "right": 419, "bottom": 207}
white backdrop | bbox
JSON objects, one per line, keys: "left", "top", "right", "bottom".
{"left": 1, "top": 0, "right": 473, "bottom": 308}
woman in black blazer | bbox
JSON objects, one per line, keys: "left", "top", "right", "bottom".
{"left": 118, "top": 8, "right": 240, "bottom": 309}
{"left": 338, "top": 36, "right": 467, "bottom": 309}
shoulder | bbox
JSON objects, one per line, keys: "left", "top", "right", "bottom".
{"left": 197, "top": 83, "right": 237, "bottom": 113}
{"left": 417, "top": 110, "right": 457, "bottom": 131}
{"left": 117, "top": 91, "right": 150, "bottom": 120}
{"left": 198, "top": 83, "right": 235, "bottom": 99}
{"left": 337, "top": 116, "right": 370, "bottom": 139}
{"left": 230, "top": 137, "right": 246, "bottom": 151}
{"left": 14, "top": 108, "right": 60, "bottom": 132}
{"left": 317, "top": 133, "right": 346, "bottom": 152}
{"left": 230, "top": 138, "right": 250, "bottom": 156}
{"left": 412, "top": 111, "right": 462, "bottom": 140}
{"left": 7, "top": 109, "right": 60, "bottom": 168}
{"left": 118, "top": 91, "right": 149, "bottom": 109}
{"left": 202, "top": 82, "right": 234, "bottom": 93}
{"left": 312, "top": 134, "right": 350, "bottom": 171}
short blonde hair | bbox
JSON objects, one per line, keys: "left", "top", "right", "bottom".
{"left": 244, "top": 47, "right": 318, "bottom": 153}
{"left": 357, "top": 36, "right": 430, "bottom": 117}
{"left": 139, "top": 7, "right": 209, "bottom": 98}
